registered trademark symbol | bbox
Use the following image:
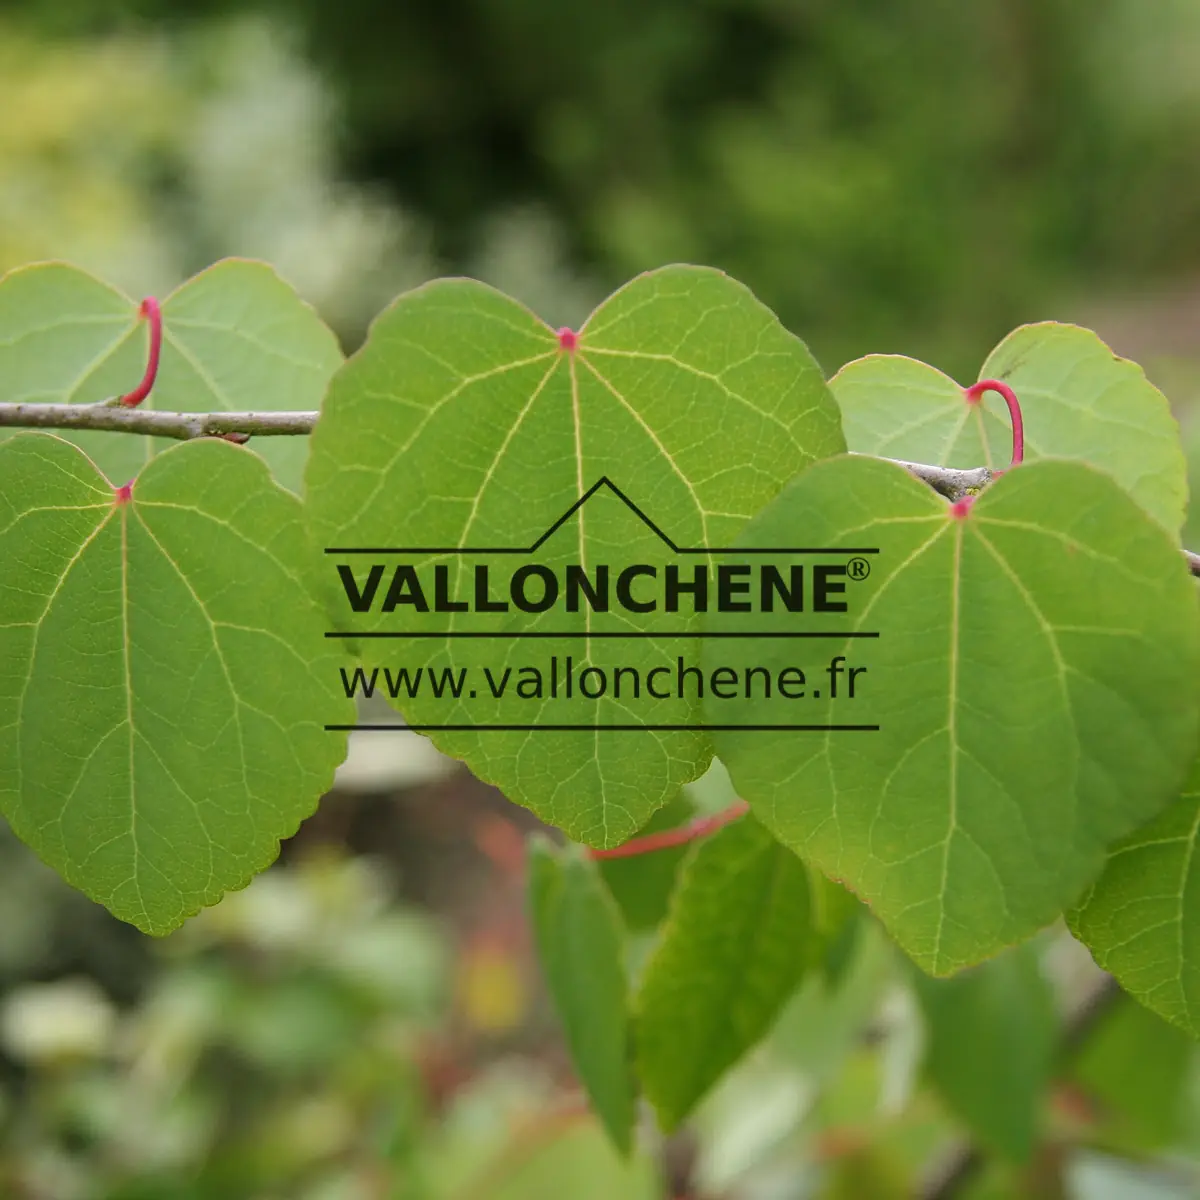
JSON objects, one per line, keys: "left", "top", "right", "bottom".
{"left": 847, "top": 557, "right": 871, "bottom": 581}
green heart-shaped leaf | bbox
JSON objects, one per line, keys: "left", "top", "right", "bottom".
{"left": 0, "top": 260, "right": 343, "bottom": 491}
{"left": 305, "top": 265, "right": 845, "bottom": 844}
{"left": 1070, "top": 755, "right": 1200, "bottom": 1037}
{"left": 0, "top": 433, "right": 351, "bottom": 933}
{"left": 831, "top": 323, "right": 1187, "bottom": 534}
{"left": 706, "top": 455, "right": 1200, "bottom": 973}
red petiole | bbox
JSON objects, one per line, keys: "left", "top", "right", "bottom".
{"left": 588, "top": 800, "right": 750, "bottom": 860}
{"left": 964, "top": 378, "right": 1024, "bottom": 470}
{"left": 952, "top": 378, "right": 1025, "bottom": 517}
{"left": 117, "top": 297, "right": 162, "bottom": 408}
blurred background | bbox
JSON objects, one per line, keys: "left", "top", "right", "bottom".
{"left": 3, "top": 2, "right": 1200, "bottom": 1197}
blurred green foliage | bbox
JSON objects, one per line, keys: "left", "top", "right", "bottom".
{"left": 0, "top": 842, "right": 666, "bottom": 1200}
{"left": 8, "top": 0, "right": 1200, "bottom": 373}
{"left": 0, "top": 16, "right": 433, "bottom": 333}
{"left": 285, "top": 0, "right": 1200, "bottom": 375}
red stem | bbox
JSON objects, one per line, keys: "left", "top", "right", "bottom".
{"left": 589, "top": 800, "right": 750, "bottom": 860}
{"left": 964, "top": 378, "right": 1024, "bottom": 469}
{"left": 118, "top": 297, "right": 162, "bottom": 408}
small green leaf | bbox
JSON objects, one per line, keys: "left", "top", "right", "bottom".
{"left": 0, "top": 433, "right": 352, "bottom": 933}
{"left": 0, "top": 260, "right": 343, "bottom": 491}
{"left": 707, "top": 455, "right": 1200, "bottom": 972}
{"left": 528, "top": 837, "right": 636, "bottom": 1153}
{"left": 832, "top": 322, "right": 1187, "bottom": 534}
{"left": 305, "top": 265, "right": 844, "bottom": 844}
{"left": 634, "top": 814, "right": 815, "bottom": 1129}
{"left": 1070, "top": 755, "right": 1200, "bottom": 1037}
{"left": 914, "top": 943, "right": 1057, "bottom": 1161}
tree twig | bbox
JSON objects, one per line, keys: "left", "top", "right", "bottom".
{"left": 0, "top": 404, "right": 318, "bottom": 439}
{"left": 876, "top": 456, "right": 996, "bottom": 502}
{"left": 2, "top": 403, "right": 1197, "bottom": 578}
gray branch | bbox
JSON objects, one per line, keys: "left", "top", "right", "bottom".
{"left": 1, "top": 402, "right": 1196, "bottom": 578}
{"left": 877, "top": 456, "right": 996, "bottom": 502}
{"left": 0, "top": 403, "right": 317, "bottom": 440}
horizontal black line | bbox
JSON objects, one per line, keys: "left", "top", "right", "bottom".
{"left": 327, "top": 723, "right": 881, "bottom": 732}
{"left": 326, "top": 630, "right": 880, "bottom": 639}
{"left": 325, "top": 547, "right": 881, "bottom": 556}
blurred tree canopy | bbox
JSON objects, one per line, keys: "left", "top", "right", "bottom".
{"left": 6, "top": 0, "right": 1200, "bottom": 373}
